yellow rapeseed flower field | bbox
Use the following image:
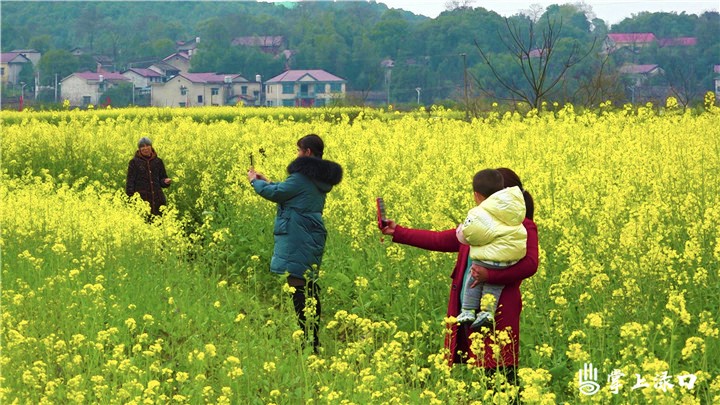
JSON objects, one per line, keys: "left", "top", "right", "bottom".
{"left": 1, "top": 101, "right": 718, "bottom": 403}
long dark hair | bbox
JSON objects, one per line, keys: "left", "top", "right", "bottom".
{"left": 496, "top": 167, "right": 534, "bottom": 220}
{"left": 297, "top": 134, "right": 324, "bottom": 158}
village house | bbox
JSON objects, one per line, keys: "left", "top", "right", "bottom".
{"left": 150, "top": 72, "right": 260, "bottom": 107}
{"left": 264, "top": 69, "right": 346, "bottom": 107}
{"left": 715, "top": 65, "right": 720, "bottom": 99}
{"left": 148, "top": 61, "right": 181, "bottom": 80}
{"left": 618, "top": 64, "right": 664, "bottom": 87}
{"left": 0, "top": 52, "right": 31, "bottom": 84}
{"left": 10, "top": 49, "right": 41, "bottom": 66}
{"left": 162, "top": 52, "right": 192, "bottom": 74}
{"left": 60, "top": 71, "right": 130, "bottom": 106}
{"left": 122, "top": 68, "right": 164, "bottom": 102}
{"left": 123, "top": 68, "right": 164, "bottom": 88}
{"left": 603, "top": 33, "right": 658, "bottom": 54}
{"left": 176, "top": 37, "right": 200, "bottom": 57}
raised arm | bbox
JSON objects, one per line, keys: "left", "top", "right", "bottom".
{"left": 483, "top": 219, "right": 538, "bottom": 284}
{"left": 392, "top": 225, "right": 462, "bottom": 253}
{"left": 251, "top": 173, "right": 303, "bottom": 203}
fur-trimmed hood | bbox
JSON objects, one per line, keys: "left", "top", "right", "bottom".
{"left": 287, "top": 156, "right": 343, "bottom": 192}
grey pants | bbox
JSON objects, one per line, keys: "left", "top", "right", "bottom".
{"left": 462, "top": 261, "right": 509, "bottom": 312}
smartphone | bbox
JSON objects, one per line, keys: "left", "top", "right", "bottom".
{"left": 376, "top": 197, "right": 388, "bottom": 229}
{"left": 249, "top": 153, "right": 254, "bottom": 167}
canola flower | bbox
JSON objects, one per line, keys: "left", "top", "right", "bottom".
{"left": 1, "top": 101, "right": 719, "bottom": 403}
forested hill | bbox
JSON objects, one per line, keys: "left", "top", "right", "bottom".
{"left": 2, "top": 1, "right": 718, "bottom": 106}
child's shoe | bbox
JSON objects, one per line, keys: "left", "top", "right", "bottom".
{"left": 456, "top": 310, "right": 476, "bottom": 324}
{"left": 469, "top": 311, "right": 493, "bottom": 331}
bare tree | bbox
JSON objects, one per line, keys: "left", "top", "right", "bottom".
{"left": 521, "top": 4, "right": 545, "bottom": 23}
{"left": 444, "top": 0, "right": 475, "bottom": 13}
{"left": 473, "top": 15, "right": 596, "bottom": 109}
{"left": 570, "top": 53, "right": 625, "bottom": 107}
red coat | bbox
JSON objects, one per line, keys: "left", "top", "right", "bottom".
{"left": 392, "top": 218, "right": 538, "bottom": 368}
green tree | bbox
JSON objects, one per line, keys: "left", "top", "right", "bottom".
{"left": 38, "top": 50, "right": 79, "bottom": 85}
{"left": 99, "top": 82, "right": 134, "bottom": 107}
{"left": 370, "top": 10, "right": 410, "bottom": 59}
{"left": 28, "top": 35, "right": 54, "bottom": 53}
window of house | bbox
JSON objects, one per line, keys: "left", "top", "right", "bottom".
{"left": 98, "top": 83, "right": 105, "bottom": 92}
{"left": 197, "top": 95, "right": 203, "bottom": 103}
{"left": 1, "top": 67, "right": 5, "bottom": 75}
{"left": 282, "top": 99, "right": 294, "bottom": 106}
{"left": 315, "top": 83, "right": 325, "bottom": 94}
{"left": 282, "top": 84, "right": 294, "bottom": 94}
{"left": 330, "top": 83, "right": 342, "bottom": 93}
{"left": 180, "top": 87, "right": 187, "bottom": 95}
{"left": 211, "top": 88, "right": 219, "bottom": 95}
{"left": 83, "top": 96, "right": 91, "bottom": 105}
{"left": 179, "top": 102, "right": 186, "bottom": 107}
{"left": 241, "top": 86, "right": 248, "bottom": 95}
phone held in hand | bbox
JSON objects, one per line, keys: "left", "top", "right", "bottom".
{"left": 376, "top": 197, "right": 388, "bottom": 229}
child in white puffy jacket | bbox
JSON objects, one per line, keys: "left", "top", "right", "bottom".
{"left": 456, "top": 169, "right": 527, "bottom": 331}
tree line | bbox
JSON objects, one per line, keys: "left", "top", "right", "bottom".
{"left": 2, "top": 1, "right": 718, "bottom": 108}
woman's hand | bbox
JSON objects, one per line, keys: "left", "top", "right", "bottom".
{"left": 163, "top": 178, "right": 172, "bottom": 185}
{"left": 380, "top": 220, "right": 397, "bottom": 236}
{"left": 470, "top": 264, "right": 489, "bottom": 288}
{"left": 248, "top": 169, "right": 269, "bottom": 183}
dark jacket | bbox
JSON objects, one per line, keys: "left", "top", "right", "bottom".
{"left": 125, "top": 148, "right": 170, "bottom": 215}
{"left": 391, "top": 219, "right": 538, "bottom": 369}
{"left": 251, "top": 156, "right": 343, "bottom": 279}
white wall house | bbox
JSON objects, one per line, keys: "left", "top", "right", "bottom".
{"left": 151, "top": 73, "right": 261, "bottom": 107}
{"left": 265, "top": 69, "right": 346, "bottom": 107}
{"left": 123, "top": 68, "right": 164, "bottom": 89}
{"left": 60, "top": 72, "right": 130, "bottom": 106}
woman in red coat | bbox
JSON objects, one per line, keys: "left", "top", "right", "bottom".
{"left": 380, "top": 168, "right": 538, "bottom": 383}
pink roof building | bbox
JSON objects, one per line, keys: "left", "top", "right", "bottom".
{"left": 266, "top": 69, "right": 345, "bottom": 83}
{"left": 658, "top": 37, "right": 697, "bottom": 47}
{"left": 265, "top": 69, "right": 346, "bottom": 107}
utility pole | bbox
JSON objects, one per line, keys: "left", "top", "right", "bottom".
{"left": 415, "top": 87, "right": 421, "bottom": 105}
{"left": 460, "top": 53, "right": 469, "bottom": 120}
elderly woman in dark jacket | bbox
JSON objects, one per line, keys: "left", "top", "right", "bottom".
{"left": 126, "top": 137, "right": 172, "bottom": 216}
{"left": 248, "top": 134, "right": 343, "bottom": 353}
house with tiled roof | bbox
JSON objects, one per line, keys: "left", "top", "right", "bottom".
{"left": 715, "top": 65, "right": 720, "bottom": 99}
{"left": 604, "top": 33, "right": 658, "bottom": 53}
{"left": 163, "top": 52, "right": 192, "bottom": 74}
{"left": 265, "top": 69, "right": 346, "bottom": 107}
{"left": 150, "top": 72, "right": 261, "bottom": 107}
{"left": 122, "top": 68, "right": 164, "bottom": 101}
{"left": 176, "top": 37, "right": 200, "bottom": 57}
{"left": 658, "top": 37, "right": 697, "bottom": 47}
{"left": 1, "top": 52, "right": 31, "bottom": 84}
{"left": 10, "top": 49, "right": 41, "bottom": 66}
{"left": 619, "top": 64, "right": 664, "bottom": 86}
{"left": 60, "top": 71, "right": 130, "bottom": 106}
{"left": 123, "top": 68, "right": 163, "bottom": 87}
{"left": 148, "top": 61, "right": 181, "bottom": 79}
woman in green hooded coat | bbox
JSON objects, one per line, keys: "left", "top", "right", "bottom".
{"left": 248, "top": 134, "right": 343, "bottom": 353}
